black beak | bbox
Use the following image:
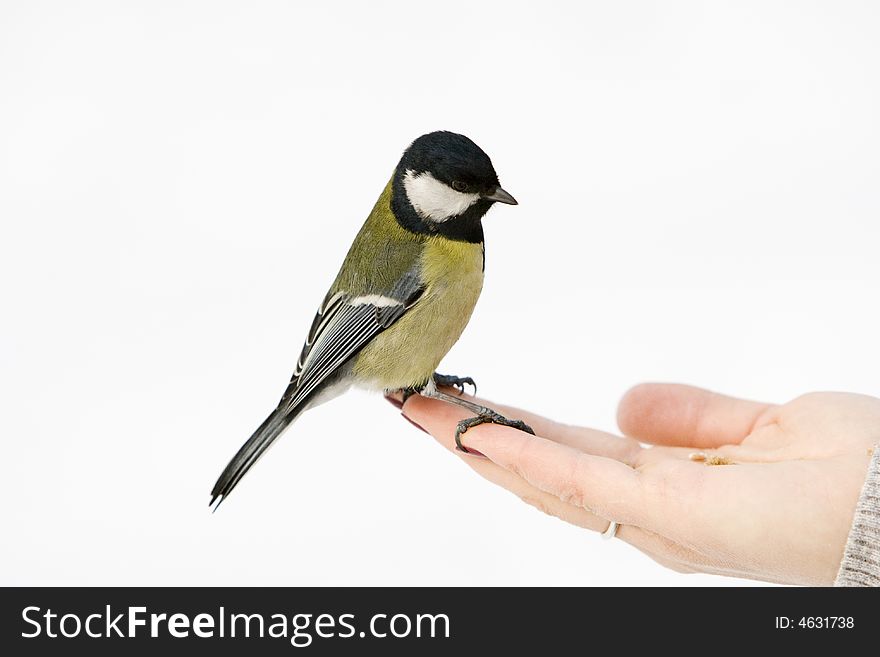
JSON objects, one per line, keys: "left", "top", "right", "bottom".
{"left": 483, "top": 186, "right": 518, "bottom": 205}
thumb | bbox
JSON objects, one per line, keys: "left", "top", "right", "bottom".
{"left": 617, "top": 383, "right": 775, "bottom": 448}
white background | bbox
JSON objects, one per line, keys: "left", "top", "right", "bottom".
{"left": 2, "top": 1, "right": 879, "bottom": 586}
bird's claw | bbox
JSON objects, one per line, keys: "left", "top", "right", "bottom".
{"left": 454, "top": 412, "right": 535, "bottom": 453}
{"left": 433, "top": 373, "right": 478, "bottom": 396}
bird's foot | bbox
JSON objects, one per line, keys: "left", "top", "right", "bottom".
{"left": 454, "top": 412, "right": 535, "bottom": 453}
{"left": 433, "top": 372, "right": 477, "bottom": 395}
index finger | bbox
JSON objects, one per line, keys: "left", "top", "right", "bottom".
{"left": 402, "top": 395, "right": 647, "bottom": 526}
{"left": 420, "top": 389, "right": 644, "bottom": 464}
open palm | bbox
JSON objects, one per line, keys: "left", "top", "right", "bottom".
{"left": 397, "top": 383, "right": 878, "bottom": 585}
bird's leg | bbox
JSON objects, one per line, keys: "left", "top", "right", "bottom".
{"left": 432, "top": 372, "right": 477, "bottom": 395}
{"left": 394, "top": 373, "right": 475, "bottom": 405}
{"left": 400, "top": 386, "right": 420, "bottom": 404}
{"left": 420, "top": 379, "right": 535, "bottom": 453}
{"left": 396, "top": 373, "right": 476, "bottom": 404}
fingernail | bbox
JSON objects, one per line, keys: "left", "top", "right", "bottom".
{"left": 455, "top": 445, "right": 488, "bottom": 460}
{"left": 401, "top": 412, "right": 428, "bottom": 434}
{"left": 385, "top": 395, "right": 403, "bottom": 410}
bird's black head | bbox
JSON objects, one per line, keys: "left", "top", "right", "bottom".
{"left": 391, "top": 131, "right": 517, "bottom": 243}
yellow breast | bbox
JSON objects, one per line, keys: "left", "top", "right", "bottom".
{"left": 352, "top": 237, "right": 484, "bottom": 390}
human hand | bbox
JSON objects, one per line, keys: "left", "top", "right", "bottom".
{"left": 396, "top": 384, "right": 879, "bottom": 585}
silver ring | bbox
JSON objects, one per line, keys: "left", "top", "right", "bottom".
{"left": 601, "top": 521, "right": 619, "bottom": 540}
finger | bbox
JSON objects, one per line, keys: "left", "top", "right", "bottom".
{"left": 403, "top": 395, "right": 646, "bottom": 526}
{"left": 408, "top": 389, "right": 643, "bottom": 464}
{"left": 486, "top": 398, "right": 643, "bottom": 464}
{"left": 430, "top": 387, "right": 576, "bottom": 439}
{"left": 402, "top": 397, "right": 613, "bottom": 530}
{"left": 448, "top": 435, "right": 718, "bottom": 572}
{"left": 400, "top": 396, "right": 725, "bottom": 572}
{"left": 403, "top": 403, "right": 700, "bottom": 566}
{"left": 617, "top": 383, "right": 776, "bottom": 448}
{"left": 459, "top": 449, "right": 708, "bottom": 569}
{"left": 464, "top": 453, "right": 614, "bottom": 533}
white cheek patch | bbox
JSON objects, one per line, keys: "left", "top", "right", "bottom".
{"left": 403, "top": 169, "right": 481, "bottom": 223}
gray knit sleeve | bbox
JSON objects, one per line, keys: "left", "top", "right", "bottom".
{"left": 834, "top": 445, "right": 880, "bottom": 586}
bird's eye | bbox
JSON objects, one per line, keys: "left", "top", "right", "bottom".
{"left": 451, "top": 181, "right": 469, "bottom": 192}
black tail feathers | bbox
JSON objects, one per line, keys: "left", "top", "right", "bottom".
{"left": 210, "top": 406, "right": 299, "bottom": 509}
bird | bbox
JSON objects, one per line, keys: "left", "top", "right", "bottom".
{"left": 211, "top": 130, "right": 534, "bottom": 508}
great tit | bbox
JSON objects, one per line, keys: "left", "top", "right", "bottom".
{"left": 211, "top": 131, "right": 533, "bottom": 508}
